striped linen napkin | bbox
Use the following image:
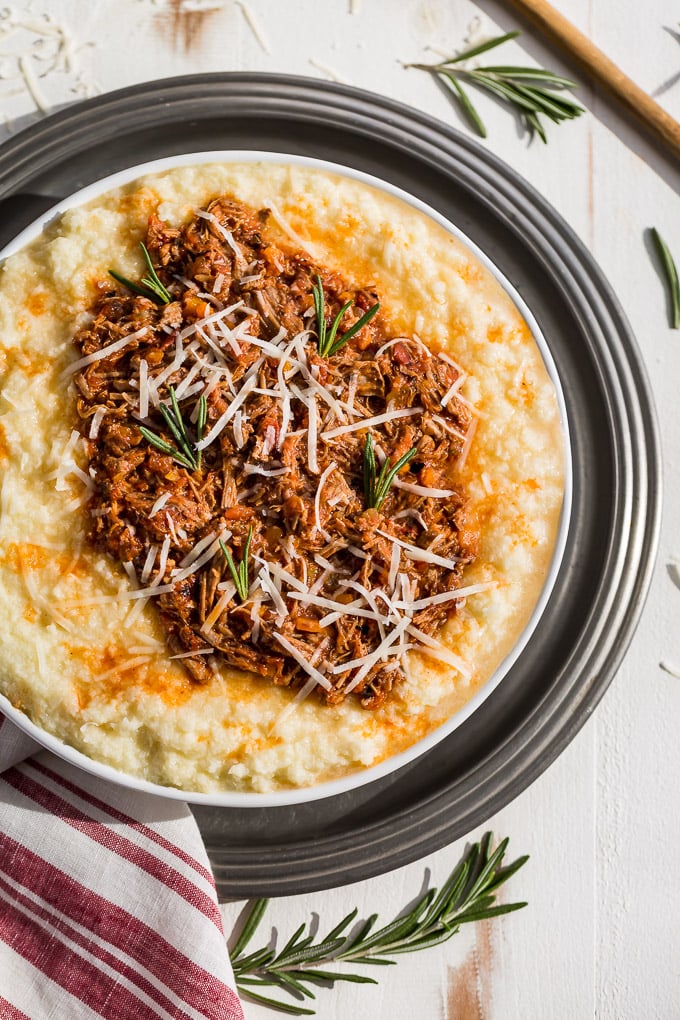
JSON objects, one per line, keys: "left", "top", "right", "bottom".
{"left": 0, "top": 714, "right": 244, "bottom": 1020}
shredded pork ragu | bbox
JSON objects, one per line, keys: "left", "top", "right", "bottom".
{"left": 70, "top": 197, "right": 479, "bottom": 709}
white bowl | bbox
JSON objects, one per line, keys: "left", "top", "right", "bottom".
{"left": 0, "top": 151, "right": 572, "bottom": 806}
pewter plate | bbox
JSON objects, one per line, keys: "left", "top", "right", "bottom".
{"left": 0, "top": 74, "right": 661, "bottom": 896}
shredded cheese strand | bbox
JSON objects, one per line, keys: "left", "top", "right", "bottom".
{"left": 321, "top": 406, "right": 423, "bottom": 440}
{"left": 394, "top": 580, "right": 497, "bottom": 612}
{"left": 62, "top": 326, "right": 148, "bottom": 379}
{"left": 313, "top": 461, "right": 336, "bottom": 541}
{"left": 288, "top": 590, "right": 390, "bottom": 623}
{"left": 392, "top": 478, "right": 455, "bottom": 498}
{"left": 376, "top": 529, "right": 463, "bottom": 570}
{"left": 149, "top": 492, "right": 171, "bottom": 518}
{"left": 341, "top": 617, "right": 412, "bottom": 692}
{"left": 273, "top": 632, "right": 332, "bottom": 691}
{"left": 196, "top": 375, "right": 257, "bottom": 450}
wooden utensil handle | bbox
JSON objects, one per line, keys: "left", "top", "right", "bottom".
{"left": 507, "top": 0, "right": 680, "bottom": 163}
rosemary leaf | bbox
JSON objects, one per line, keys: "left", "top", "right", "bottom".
{"left": 275, "top": 939, "right": 346, "bottom": 968}
{"left": 235, "top": 976, "right": 275, "bottom": 986}
{"left": 443, "top": 73, "right": 488, "bottom": 138}
{"left": 138, "top": 426, "right": 195, "bottom": 470}
{"left": 235, "top": 986, "right": 315, "bottom": 1016}
{"left": 443, "top": 30, "right": 520, "bottom": 64}
{"left": 141, "top": 386, "right": 202, "bottom": 470}
{"left": 220, "top": 526, "right": 253, "bottom": 602}
{"left": 478, "top": 65, "right": 577, "bottom": 84}
{"left": 108, "top": 269, "right": 162, "bottom": 302}
{"left": 231, "top": 832, "right": 527, "bottom": 1016}
{"left": 231, "top": 947, "right": 276, "bottom": 972}
{"left": 109, "top": 243, "right": 172, "bottom": 304}
{"left": 327, "top": 302, "right": 380, "bottom": 356}
{"left": 159, "top": 402, "right": 192, "bottom": 461}
{"left": 508, "top": 80, "right": 583, "bottom": 118}
{"left": 325, "top": 299, "right": 353, "bottom": 354}
{"left": 449, "top": 901, "right": 528, "bottom": 926}
{"left": 323, "top": 907, "right": 358, "bottom": 944}
{"left": 363, "top": 433, "right": 377, "bottom": 508}
{"left": 339, "top": 955, "right": 396, "bottom": 967}
{"left": 341, "top": 913, "right": 378, "bottom": 953}
{"left": 650, "top": 227, "right": 680, "bottom": 328}
{"left": 195, "top": 394, "right": 208, "bottom": 468}
{"left": 524, "top": 109, "right": 547, "bottom": 144}
{"left": 407, "top": 30, "right": 584, "bottom": 142}
{"left": 231, "top": 897, "right": 269, "bottom": 959}
{"left": 312, "top": 276, "right": 380, "bottom": 357}
{"left": 279, "top": 923, "right": 309, "bottom": 960}
{"left": 487, "top": 853, "right": 531, "bottom": 892}
{"left": 287, "top": 968, "right": 378, "bottom": 985}
{"left": 140, "top": 242, "right": 172, "bottom": 303}
{"left": 422, "top": 858, "right": 468, "bottom": 924}
{"left": 364, "top": 439, "right": 418, "bottom": 511}
{"left": 170, "top": 387, "right": 190, "bottom": 444}
{"left": 220, "top": 542, "right": 242, "bottom": 596}
{"left": 239, "top": 526, "right": 253, "bottom": 596}
{"left": 273, "top": 972, "right": 316, "bottom": 998}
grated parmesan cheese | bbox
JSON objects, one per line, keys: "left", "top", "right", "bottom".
{"left": 441, "top": 374, "right": 466, "bottom": 408}
{"left": 253, "top": 555, "right": 308, "bottom": 594}
{"left": 377, "top": 529, "right": 463, "bottom": 571}
{"left": 201, "top": 585, "right": 235, "bottom": 635}
{"left": 313, "top": 461, "right": 336, "bottom": 541}
{"left": 138, "top": 359, "right": 149, "bottom": 419}
{"left": 273, "top": 632, "right": 332, "bottom": 691}
{"left": 456, "top": 417, "right": 478, "bottom": 472}
{"left": 233, "top": 409, "right": 246, "bottom": 449}
{"left": 169, "top": 648, "right": 214, "bottom": 659}
{"left": 340, "top": 617, "right": 411, "bottom": 692}
{"left": 266, "top": 199, "right": 318, "bottom": 256}
{"left": 88, "top": 406, "right": 107, "bottom": 440}
{"left": 257, "top": 563, "right": 288, "bottom": 620}
{"left": 289, "top": 590, "right": 389, "bottom": 624}
{"left": 374, "top": 336, "right": 431, "bottom": 358}
{"left": 395, "top": 580, "right": 497, "bottom": 612}
{"left": 140, "top": 544, "right": 158, "bottom": 584}
{"left": 388, "top": 541, "right": 401, "bottom": 594}
{"left": 321, "top": 406, "right": 423, "bottom": 440}
{"left": 149, "top": 492, "right": 171, "bottom": 518}
{"left": 243, "top": 464, "right": 289, "bottom": 478}
{"left": 393, "top": 478, "right": 455, "bottom": 499}
{"left": 62, "top": 326, "right": 148, "bottom": 379}
{"left": 173, "top": 531, "right": 228, "bottom": 582}
{"left": 196, "top": 374, "right": 257, "bottom": 450}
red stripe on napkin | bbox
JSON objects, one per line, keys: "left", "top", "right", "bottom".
{"left": 27, "top": 758, "right": 214, "bottom": 883}
{"left": 0, "top": 996, "right": 31, "bottom": 1020}
{"left": 0, "top": 831, "right": 239, "bottom": 1019}
{"left": 0, "top": 894, "right": 169, "bottom": 1020}
{"left": 0, "top": 873, "right": 196, "bottom": 1020}
{"left": 2, "top": 767, "right": 222, "bottom": 927}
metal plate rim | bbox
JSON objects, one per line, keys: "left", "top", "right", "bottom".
{"left": 0, "top": 73, "right": 662, "bottom": 895}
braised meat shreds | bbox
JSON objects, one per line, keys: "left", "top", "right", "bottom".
{"left": 70, "top": 196, "right": 479, "bottom": 708}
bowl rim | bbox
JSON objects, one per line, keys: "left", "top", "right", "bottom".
{"left": 0, "top": 149, "right": 573, "bottom": 806}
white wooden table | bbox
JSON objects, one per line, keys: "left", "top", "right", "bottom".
{"left": 3, "top": 2, "right": 680, "bottom": 1016}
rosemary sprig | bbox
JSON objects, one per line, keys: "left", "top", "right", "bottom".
{"left": 195, "top": 392, "right": 208, "bottom": 468}
{"left": 312, "top": 276, "right": 380, "bottom": 357}
{"left": 230, "top": 832, "right": 528, "bottom": 1016}
{"left": 109, "top": 242, "right": 172, "bottom": 304}
{"left": 363, "top": 433, "right": 418, "bottom": 511}
{"left": 138, "top": 389, "right": 206, "bottom": 471}
{"left": 407, "top": 30, "right": 584, "bottom": 142}
{"left": 650, "top": 227, "right": 680, "bottom": 329}
{"left": 220, "top": 525, "right": 253, "bottom": 601}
